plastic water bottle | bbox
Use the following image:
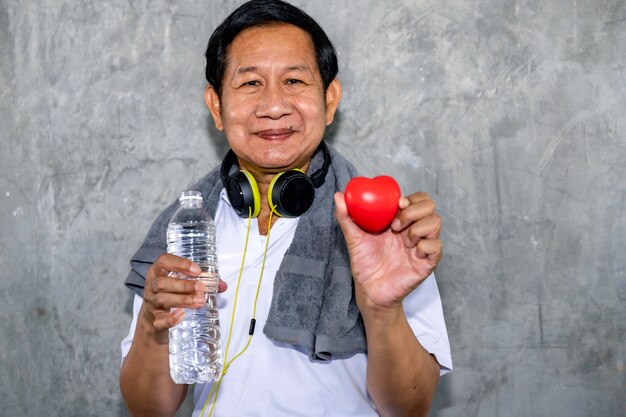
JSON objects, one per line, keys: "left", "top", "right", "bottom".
{"left": 167, "top": 191, "right": 222, "bottom": 384}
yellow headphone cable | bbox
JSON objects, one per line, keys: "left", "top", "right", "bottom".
{"left": 200, "top": 206, "right": 276, "bottom": 417}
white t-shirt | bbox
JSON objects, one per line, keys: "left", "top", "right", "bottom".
{"left": 121, "top": 190, "right": 452, "bottom": 416}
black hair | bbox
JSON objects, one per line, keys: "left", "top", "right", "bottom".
{"left": 205, "top": 0, "right": 338, "bottom": 98}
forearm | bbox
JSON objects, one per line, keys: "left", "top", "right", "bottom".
{"left": 361, "top": 302, "right": 440, "bottom": 417}
{"left": 120, "top": 311, "right": 187, "bottom": 417}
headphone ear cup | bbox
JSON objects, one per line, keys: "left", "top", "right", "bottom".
{"left": 226, "top": 170, "right": 261, "bottom": 217}
{"left": 269, "top": 170, "right": 315, "bottom": 217}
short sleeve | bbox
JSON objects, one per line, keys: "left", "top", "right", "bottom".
{"left": 403, "top": 272, "right": 452, "bottom": 375}
{"left": 120, "top": 293, "right": 144, "bottom": 366}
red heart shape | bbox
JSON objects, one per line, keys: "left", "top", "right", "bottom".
{"left": 344, "top": 176, "right": 401, "bottom": 233}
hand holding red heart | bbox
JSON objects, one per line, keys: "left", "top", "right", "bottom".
{"left": 335, "top": 176, "right": 442, "bottom": 312}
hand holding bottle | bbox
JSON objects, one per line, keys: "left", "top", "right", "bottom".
{"left": 142, "top": 254, "right": 227, "bottom": 334}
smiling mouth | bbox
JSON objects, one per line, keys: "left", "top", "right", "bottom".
{"left": 255, "top": 128, "right": 295, "bottom": 140}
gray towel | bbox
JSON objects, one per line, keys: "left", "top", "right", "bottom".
{"left": 124, "top": 142, "right": 366, "bottom": 361}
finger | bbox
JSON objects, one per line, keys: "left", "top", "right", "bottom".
{"left": 416, "top": 238, "right": 443, "bottom": 264}
{"left": 392, "top": 196, "right": 437, "bottom": 233}
{"left": 154, "top": 253, "right": 201, "bottom": 277}
{"left": 153, "top": 308, "right": 185, "bottom": 331}
{"left": 399, "top": 192, "right": 432, "bottom": 210}
{"left": 150, "top": 278, "right": 227, "bottom": 311}
{"left": 144, "top": 272, "right": 206, "bottom": 312}
{"left": 149, "top": 288, "right": 207, "bottom": 310}
{"left": 397, "top": 193, "right": 430, "bottom": 210}
{"left": 405, "top": 191, "right": 433, "bottom": 204}
{"left": 402, "top": 214, "right": 441, "bottom": 247}
{"left": 334, "top": 191, "right": 349, "bottom": 221}
{"left": 150, "top": 273, "right": 205, "bottom": 296}
{"left": 334, "top": 192, "right": 363, "bottom": 239}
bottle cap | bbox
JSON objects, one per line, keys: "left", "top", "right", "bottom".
{"left": 179, "top": 190, "right": 203, "bottom": 202}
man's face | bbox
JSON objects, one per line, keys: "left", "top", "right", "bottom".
{"left": 206, "top": 23, "right": 341, "bottom": 176}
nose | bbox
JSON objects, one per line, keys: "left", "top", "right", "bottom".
{"left": 255, "top": 83, "right": 293, "bottom": 119}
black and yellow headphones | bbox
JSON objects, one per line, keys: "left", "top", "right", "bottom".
{"left": 220, "top": 141, "right": 331, "bottom": 218}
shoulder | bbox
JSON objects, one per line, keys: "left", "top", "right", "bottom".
{"left": 325, "top": 142, "right": 359, "bottom": 190}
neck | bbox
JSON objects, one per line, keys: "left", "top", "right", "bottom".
{"left": 248, "top": 161, "right": 312, "bottom": 235}
{"left": 255, "top": 177, "right": 277, "bottom": 236}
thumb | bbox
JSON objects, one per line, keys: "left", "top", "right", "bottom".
{"left": 334, "top": 192, "right": 362, "bottom": 239}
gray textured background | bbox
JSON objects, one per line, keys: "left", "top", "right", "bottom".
{"left": 1, "top": 0, "right": 624, "bottom": 416}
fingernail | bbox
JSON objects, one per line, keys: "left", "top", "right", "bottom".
{"left": 189, "top": 263, "right": 201, "bottom": 275}
{"left": 391, "top": 219, "right": 401, "bottom": 230}
{"left": 195, "top": 282, "right": 205, "bottom": 293}
{"left": 194, "top": 295, "right": 205, "bottom": 304}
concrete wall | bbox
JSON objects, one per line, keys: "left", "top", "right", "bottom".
{"left": 1, "top": 0, "right": 624, "bottom": 416}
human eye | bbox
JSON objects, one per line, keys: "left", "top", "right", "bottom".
{"left": 285, "top": 78, "right": 303, "bottom": 85}
{"left": 241, "top": 79, "right": 261, "bottom": 87}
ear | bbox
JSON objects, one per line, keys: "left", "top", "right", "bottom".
{"left": 205, "top": 85, "right": 224, "bottom": 131}
{"left": 324, "top": 78, "right": 342, "bottom": 126}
